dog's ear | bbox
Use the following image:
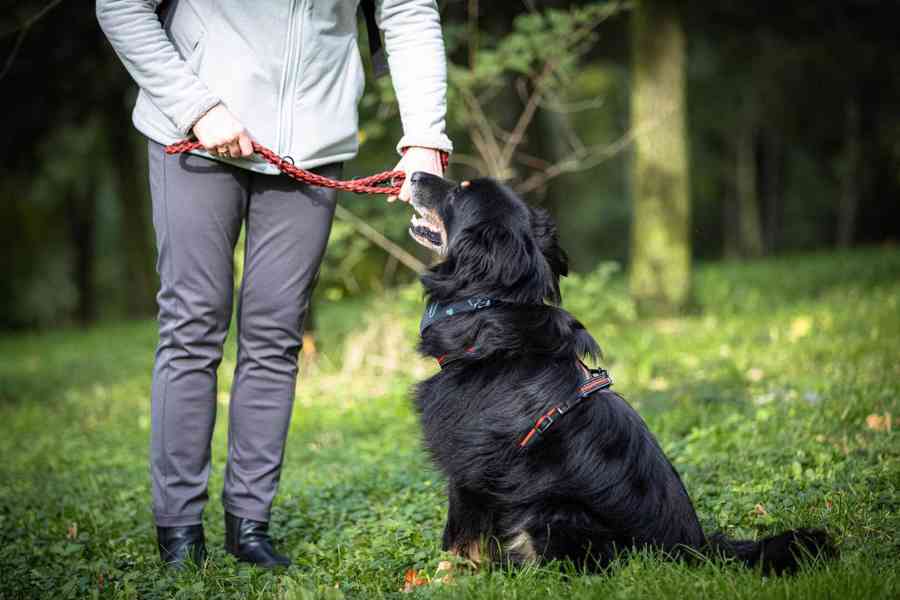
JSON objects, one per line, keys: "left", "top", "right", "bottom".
{"left": 529, "top": 207, "right": 567, "bottom": 303}
{"left": 424, "top": 220, "right": 558, "bottom": 304}
{"left": 529, "top": 207, "right": 568, "bottom": 279}
{"left": 571, "top": 318, "right": 601, "bottom": 362}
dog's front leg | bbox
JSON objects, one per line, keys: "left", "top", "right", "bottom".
{"left": 442, "top": 481, "right": 464, "bottom": 551}
{"left": 442, "top": 482, "right": 489, "bottom": 565}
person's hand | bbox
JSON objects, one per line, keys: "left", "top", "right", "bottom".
{"left": 388, "top": 146, "right": 445, "bottom": 203}
{"left": 192, "top": 103, "right": 254, "bottom": 158}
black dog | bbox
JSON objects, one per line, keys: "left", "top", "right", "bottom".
{"left": 406, "top": 172, "right": 835, "bottom": 574}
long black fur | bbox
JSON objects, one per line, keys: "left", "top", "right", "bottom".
{"left": 410, "top": 174, "right": 836, "bottom": 574}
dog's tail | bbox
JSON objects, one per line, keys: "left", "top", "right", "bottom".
{"left": 705, "top": 528, "right": 836, "bottom": 575}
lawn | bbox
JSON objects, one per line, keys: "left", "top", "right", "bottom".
{"left": 0, "top": 247, "right": 898, "bottom": 599}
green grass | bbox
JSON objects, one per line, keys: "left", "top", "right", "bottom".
{"left": 1, "top": 247, "right": 898, "bottom": 599}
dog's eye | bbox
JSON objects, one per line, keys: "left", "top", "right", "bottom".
{"left": 451, "top": 181, "right": 471, "bottom": 202}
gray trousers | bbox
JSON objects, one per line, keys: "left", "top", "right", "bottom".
{"left": 148, "top": 140, "right": 339, "bottom": 527}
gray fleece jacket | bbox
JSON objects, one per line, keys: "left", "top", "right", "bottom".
{"left": 96, "top": 0, "right": 453, "bottom": 172}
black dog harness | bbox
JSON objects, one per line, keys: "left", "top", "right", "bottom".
{"left": 419, "top": 297, "right": 614, "bottom": 448}
{"left": 518, "top": 364, "right": 613, "bottom": 448}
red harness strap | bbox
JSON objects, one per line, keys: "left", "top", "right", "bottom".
{"left": 435, "top": 346, "right": 476, "bottom": 367}
{"left": 518, "top": 366, "right": 613, "bottom": 449}
{"left": 432, "top": 348, "right": 613, "bottom": 448}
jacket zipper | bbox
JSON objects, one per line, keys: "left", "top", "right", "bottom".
{"left": 275, "top": 0, "right": 298, "bottom": 155}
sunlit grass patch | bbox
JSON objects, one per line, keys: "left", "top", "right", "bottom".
{"left": 0, "top": 247, "right": 897, "bottom": 598}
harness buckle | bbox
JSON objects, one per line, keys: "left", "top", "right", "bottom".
{"left": 518, "top": 363, "right": 615, "bottom": 449}
{"left": 469, "top": 297, "right": 492, "bottom": 309}
{"left": 536, "top": 415, "right": 555, "bottom": 434}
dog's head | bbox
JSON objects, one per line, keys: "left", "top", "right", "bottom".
{"left": 409, "top": 172, "right": 568, "bottom": 304}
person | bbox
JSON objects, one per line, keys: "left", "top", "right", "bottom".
{"left": 96, "top": 0, "right": 452, "bottom": 569}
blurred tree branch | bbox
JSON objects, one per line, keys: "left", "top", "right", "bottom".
{"left": 448, "top": 2, "right": 634, "bottom": 195}
{"left": 0, "top": 0, "right": 65, "bottom": 82}
{"left": 334, "top": 204, "right": 426, "bottom": 273}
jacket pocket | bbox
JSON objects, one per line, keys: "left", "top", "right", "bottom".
{"left": 164, "top": 0, "right": 206, "bottom": 62}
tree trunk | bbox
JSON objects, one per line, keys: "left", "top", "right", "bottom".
{"left": 722, "top": 183, "right": 740, "bottom": 259}
{"left": 112, "top": 125, "right": 158, "bottom": 317}
{"left": 761, "top": 128, "right": 784, "bottom": 254}
{"left": 67, "top": 188, "right": 97, "bottom": 326}
{"left": 736, "top": 106, "right": 763, "bottom": 257}
{"left": 837, "top": 97, "right": 861, "bottom": 248}
{"left": 629, "top": 0, "right": 691, "bottom": 315}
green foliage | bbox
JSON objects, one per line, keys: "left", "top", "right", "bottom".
{"left": 547, "top": 61, "right": 631, "bottom": 270}
{"left": 1, "top": 119, "right": 112, "bottom": 327}
{"left": 311, "top": 4, "right": 633, "bottom": 301}
{"left": 449, "top": 4, "right": 619, "bottom": 88}
{"left": 1, "top": 248, "right": 898, "bottom": 598}
{"left": 6, "top": 1, "right": 900, "bottom": 330}
{"left": 559, "top": 261, "right": 637, "bottom": 324}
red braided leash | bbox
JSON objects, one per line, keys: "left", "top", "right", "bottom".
{"left": 164, "top": 140, "right": 448, "bottom": 196}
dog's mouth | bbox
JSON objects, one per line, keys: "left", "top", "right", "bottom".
{"left": 409, "top": 203, "right": 446, "bottom": 253}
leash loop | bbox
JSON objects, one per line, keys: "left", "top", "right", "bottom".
{"left": 164, "top": 140, "right": 448, "bottom": 196}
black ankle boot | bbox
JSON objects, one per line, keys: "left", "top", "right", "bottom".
{"left": 157, "top": 525, "right": 207, "bottom": 569}
{"left": 224, "top": 512, "right": 291, "bottom": 568}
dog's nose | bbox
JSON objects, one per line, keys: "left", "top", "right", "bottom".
{"left": 409, "top": 171, "right": 427, "bottom": 184}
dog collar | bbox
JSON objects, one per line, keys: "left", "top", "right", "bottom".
{"left": 419, "top": 296, "right": 500, "bottom": 334}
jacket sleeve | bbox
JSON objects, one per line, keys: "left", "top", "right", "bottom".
{"left": 376, "top": 0, "right": 453, "bottom": 155}
{"left": 96, "top": 0, "right": 221, "bottom": 136}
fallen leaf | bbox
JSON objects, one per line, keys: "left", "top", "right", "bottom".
{"left": 865, "top": 413, "right": 892, "bottom": 432}
{"left": 402, "top": 569, "right": 429, "bottom": 593}
{"left": 825, "top": 499, "right": 833, "bottom": 510}
{"left": 789, "top": 316, "right": 812, "bottom": 341}
{"left": 648, "top": 377, "right": 670, "bottom": 391}
{"left": 434, "top": 560, "right": 455, "bottom": 585}
{"left": 67, "top": 523, "right": 77, "bottom": 539}
{"left": 302, "top": 332, "right": 318, "bottom": 359}
{"left": 655, "top": 319, "right": 681, "bottom": 335}
{"left": 752, "top": 503, "right": 768, "bottom": 517}
{"left": 747, "top": 368, "right": 765, "bottom": 382}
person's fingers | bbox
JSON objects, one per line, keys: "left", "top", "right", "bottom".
{"left": 200, "top": 132, "right": 228, "bottom": 153}
{"left": 386, "top": 156, "right": 407, "bottom": 203}
{"left": 200, "top": 137, "right": 219, "bottom": 152}
{"left": 226, "top": 139, "right": 241, "bottom": 158}
{"left": 238, "top": 134, "right": 254, "bottom": 157}
{"left": 204, "top": 134, "right": 224, "bottom": 152}
{"left": 398, "top": 176, "right": 412, "bottom": 202}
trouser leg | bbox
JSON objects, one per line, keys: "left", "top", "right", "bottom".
{"left": 222, "top": 164, "right": 340, "bottom": 522}
{"left": 148, "top": 141, "right": 248, "bottom": 527}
